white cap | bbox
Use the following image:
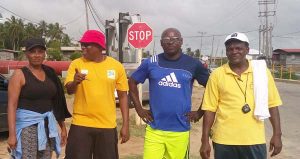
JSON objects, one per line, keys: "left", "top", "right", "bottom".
{"left": 224, "top": 32, "right": 249, "bottom": 44}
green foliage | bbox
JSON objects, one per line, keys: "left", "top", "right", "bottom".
{"left": 116, "top": 114, "right": 146, "bottom": 138}
{"left": 0, "top": 16, "right": 72, "bottom": 51}
{"left": 274, "top": 71, "right": 299, "bottom": 80}
{"left": 186, "top": 47, "right": 194, "bottom": 57}
{"left": 47, "top": 49, "right": 62, "bottom": 61}
{"left": 70, "top": 51, "right": 82, "bottom": 60}
{"left": 194, "top": 49, "right": 201, "bottom": 58}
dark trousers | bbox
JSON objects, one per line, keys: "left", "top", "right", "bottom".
{"left": 65, "top": 124, "right": 119, "bottom": 159}
{"left": 213, "top": 142, "right": 267, "bottom": 159}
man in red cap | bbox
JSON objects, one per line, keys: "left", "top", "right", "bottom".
{"left": 64, "top": 30, "right": 130, "bottom": 159}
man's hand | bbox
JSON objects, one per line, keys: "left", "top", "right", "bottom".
{"left": 200, "top": 140, "right": 211, "bottom": 159}
{"left": 136, "top": 108, "right": 153, "bottom": 123}
{"left": 73, "top": 68, "right": 86, "bottom": 84}
{"left": 120, "top": 125, "right": 130, "bottom": 144}
{"left": 186, "top": 110, "right": 204, "bottom": 123}
{"left": 269, "top": 134, "right": 282, "bottom": 157}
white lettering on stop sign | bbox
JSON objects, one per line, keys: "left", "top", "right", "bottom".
{"left": 128, "top": 22, "right": 153, "bottom": 48}
{"left": 129, "top": 30, "right": 152, "bottom": 41}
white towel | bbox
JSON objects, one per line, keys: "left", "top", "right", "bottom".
{"left": 252, "top": 60, "right": 270, "bottom": 121}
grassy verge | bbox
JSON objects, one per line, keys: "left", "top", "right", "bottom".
{"left": 116, "top": 114, "right": 146, "bottom": 137}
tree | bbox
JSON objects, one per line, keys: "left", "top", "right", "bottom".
{"left": 186, "top": 47, "right": 194, "bottom": 57}
{"left": 61, "top": 34, "right": 71, "bottom": 46}
{"left": 70, "top": 51, "right": 82, "bottom": 60}
{"left": 194, "top": 49, "right": 201, "bottom": 58}
{"left": 47, "top": 40, "right": 62, "bottom": 61}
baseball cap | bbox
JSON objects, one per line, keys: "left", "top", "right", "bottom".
{"left": 25, "top": 38, "right": 46, "bottom": 51}
{"left": 224, "top": 32, "right": 249, "bottom": 45}
{"left": 79, "top": 30, "right": 106, "bottom": 50}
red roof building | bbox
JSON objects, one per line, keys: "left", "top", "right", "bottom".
{"left": 273, "top": 49, "right": 300, "bottom": 66}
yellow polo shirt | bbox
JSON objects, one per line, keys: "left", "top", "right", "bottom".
{"left": 202, "top": 61, "right": 282, "bottom": 145}
{"left": 65, "top": 57, "right": 128, "bottom": 128}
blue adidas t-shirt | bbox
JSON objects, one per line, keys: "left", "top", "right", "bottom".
{"left": 131, "top": 53, "right": 209, "bottom": 132}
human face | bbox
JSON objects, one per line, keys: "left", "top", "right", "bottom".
{"left": 161, "top": 29, "right": 183, "bottom": 56}
{"left": 81, "top": 42, "right": 103, "bottom": 61}
{"left": 26, "top": 47, "right": 46, "bottom": 66}
{"left": 226, "top": 41, "right": 249, "bottom": 66}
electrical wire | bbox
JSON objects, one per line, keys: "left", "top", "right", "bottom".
{"left": 86, "top": 0, "right": 105, "bottom": 27}
{"left": 62, "top": 12, "right": 85, "bottom": 26}
{"left": 0, "top": 4, "right": 39, "bottom": 23}
{"left": 86, "top": 0, "right": 104, "bottom": 32}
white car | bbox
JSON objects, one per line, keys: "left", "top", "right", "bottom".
{"left": 115, "top": 63, "right": 149, "bottom": 107}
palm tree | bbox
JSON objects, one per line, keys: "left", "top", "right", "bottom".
{"left": 6, "top": 16, "right": 24, "bottom": 50}
{"left": 38, "top": 20, "right": 47, "bottom": 38}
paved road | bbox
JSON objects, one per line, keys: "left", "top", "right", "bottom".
{"left": 265, "top": 82, "right": 300, "bottom": 158}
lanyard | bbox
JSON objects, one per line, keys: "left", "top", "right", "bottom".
{"left": 233, "top": 73, "right": 249, "bottom": 103}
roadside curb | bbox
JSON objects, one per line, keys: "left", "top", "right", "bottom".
{"left": 275, "top": 78, "right": 300, "bottom": 84}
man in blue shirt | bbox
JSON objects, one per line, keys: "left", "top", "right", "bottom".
{"left": 129, "top": 28, "right": 209, "bottom": 159}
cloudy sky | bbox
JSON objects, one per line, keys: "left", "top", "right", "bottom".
{"left": 1, "top": 0, "right": 300, "bottom": 56}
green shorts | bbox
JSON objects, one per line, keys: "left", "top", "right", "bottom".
{"left": 143, "top": 126, "right": 190, "bottom": 159}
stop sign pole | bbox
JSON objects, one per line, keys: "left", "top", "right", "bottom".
{"left": 127, "top": 22, "right": 153, "bottom": 49}
{"left": 127, "top": 22, "right": 153, "bottom": 125}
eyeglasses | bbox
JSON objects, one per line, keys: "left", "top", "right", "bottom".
{"left": 81, "top": 43, "right": 93, "bottom": 49}
{"left": 161, "top": 37, "right": 181, "bottom": 44}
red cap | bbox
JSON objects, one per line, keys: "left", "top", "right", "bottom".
{"left": 79, "top": 30, "right": 106, "bottom": 50}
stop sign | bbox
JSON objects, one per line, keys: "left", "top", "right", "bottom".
{"left": 127, "top": 22, "right": 153, "bottom": 48}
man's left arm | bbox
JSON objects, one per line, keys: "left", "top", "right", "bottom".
{"left": 269, "top": 106, "right": 282, "bottom": 157}
{"left": 267, "top": 69, "right": 282, "bottom": 157}
{"left": 117, "top": 90, "right": 130, "bottom": 144}
{"left": 116, "top": 65, "right": 130, "bottom": 144}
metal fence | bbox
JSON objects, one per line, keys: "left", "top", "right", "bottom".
{"left": 270, "top": 65, "right": 300, "bottom": 80}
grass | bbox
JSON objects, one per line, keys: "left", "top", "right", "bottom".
{"left": 120, "top": 155, "right": 143, "bottom": 159}
{"left": 116, "top": 114, "right": 146, "bottom": 137}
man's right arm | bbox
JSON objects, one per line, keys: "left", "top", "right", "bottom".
{"left": 128, "top": 77, "right": 153, "bottom": 123}
{"left": 200, "top": 110, "right": 216, "bottom": 159}
{"left": 65, "top": 81, "right": 79, "bottom": 94}
{"left": 65, "top": 67, "right": 86, "bottom": 94}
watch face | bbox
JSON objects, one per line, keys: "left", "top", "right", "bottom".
{"left": 242, "top": 104, "right": 251, "bottom": 114}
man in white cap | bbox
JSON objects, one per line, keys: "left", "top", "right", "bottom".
{"left": 200, "top": 32, "right": 283, "bottom": 159}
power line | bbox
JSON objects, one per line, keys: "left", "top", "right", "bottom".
{"left": 182, "top": 29, "right": 259, "bottom": 38}
{"left": 273, "top": 30, "right": 300, "bottom": 37}
{"left": 62, "top": 12, "right": 85, "bottom": 26}
{"left": 86, "top": 0, "right": 105, "bottom": 27}
{"left": 86, "top": 0, "right": 104, "bottom": 32}
{"left": 0, "top": 4, "right": 39, "bottom": 23}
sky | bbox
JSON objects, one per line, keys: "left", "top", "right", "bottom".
{"left": 1, "top": 0, "right": 300, "bottom": 56}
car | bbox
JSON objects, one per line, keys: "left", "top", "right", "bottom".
{"left": 115, "top": 63, "right": 149, "bottom": 108}
{"left": 0, "top": 73, "right": 8, "bottom": 132}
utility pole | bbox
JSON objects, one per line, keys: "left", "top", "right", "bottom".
{"left": 198, "top": 31, "right": 206, "bottom": 54}
{"left": 84, "top": 0, "right": 89, "bottom": 30}
{"left": 258, "top": 0, "right": 276, "bottom": 64}
{"left": 210, "top": 35, "right": 215, "bottom": 66}
{"left": 105, "top": 19, "right": 115, "bottom": 56}
{"left": 118, "top": 12, "right": 130, "bottom": 63}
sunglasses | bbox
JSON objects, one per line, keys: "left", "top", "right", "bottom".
{"left": 81, "top": 43, "right": 93, "bottom": 49}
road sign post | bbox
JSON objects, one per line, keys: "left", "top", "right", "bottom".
{"left": 127, "top": 22, "right": 153, "bottom": 125}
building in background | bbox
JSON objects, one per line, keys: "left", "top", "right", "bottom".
{"left": 273, "top": 49, "right": 300, "bottom": 66}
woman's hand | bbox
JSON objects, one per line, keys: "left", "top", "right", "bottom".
{"left": 7, "top": 135, "right": 17, "bottom": 150}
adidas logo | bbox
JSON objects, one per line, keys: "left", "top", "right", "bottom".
{"left": 158, "top": 72, "right": 181, "bottom": 88}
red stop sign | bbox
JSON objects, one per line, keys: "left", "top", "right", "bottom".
{"left": 127, "top": 22, "right": 153, "bottom": 48}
